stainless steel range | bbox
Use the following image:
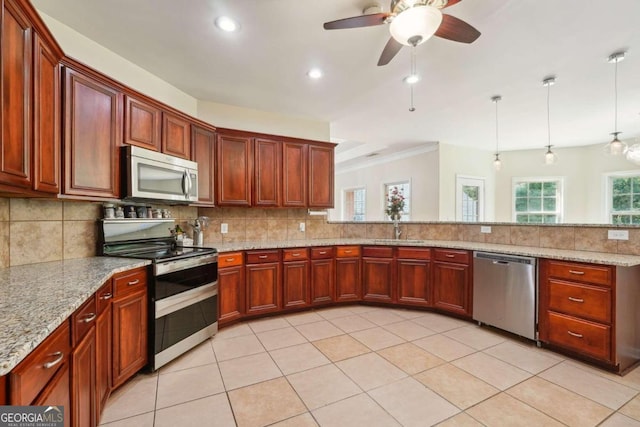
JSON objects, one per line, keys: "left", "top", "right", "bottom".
{"left": 101, "top": 219, "right": 218, "bottom": 371}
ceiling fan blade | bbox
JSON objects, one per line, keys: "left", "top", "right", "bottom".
{"left": 434, "top": 14, "right": 481, "bottom": 43}
{"left": 377, "top": 37, "right": 403, "bottom": 66}
{"left": 443, "top": 0, "right": 463, "bottom": 8}
{"left": 323, "top": 13, "right": 389, "bottom": 30}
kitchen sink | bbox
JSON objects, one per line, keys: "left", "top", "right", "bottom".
{"left": 372, "top": 239, "right": 424, "bottom": 244}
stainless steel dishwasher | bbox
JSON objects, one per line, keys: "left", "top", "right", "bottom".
{"left": 473, "top": 252, "right": 537, "bottom": 340}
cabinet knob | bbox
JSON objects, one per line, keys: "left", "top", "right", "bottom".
{"left": 43, "top": 351, "right": 64, "bottom": 369}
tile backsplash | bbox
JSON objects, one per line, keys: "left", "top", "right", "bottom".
{"left": 1, "top": 197, "right": 637, "bottom": 269}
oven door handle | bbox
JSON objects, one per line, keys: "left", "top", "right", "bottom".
{"left": 155, "top": 281, "right": 218, "bottom": 319}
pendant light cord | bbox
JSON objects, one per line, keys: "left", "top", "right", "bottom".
{"left": 547, "top": 81, "right": 551, "bottom": 147}
{"left": 614, "top": 58, "right": 618, "bottom": 134}
{"left": 495, "top": 98, "right": 499, "bottom": 153}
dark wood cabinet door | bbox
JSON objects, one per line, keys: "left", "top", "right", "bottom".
{"left": 63, "top": 67, "right": 121, "bottom": 198}
{"left": 219, "top": 265, "right": 245, "bottom": 325}
{"left": 72, "top": 328, "right": 96, "bottom": 427}
{"left": 335, "top": 258, "right": 361, "bottom": 302}
{"left": 216, "top": 134, "right": 252, "bottom": 206}
{"left": 310, "top": 258, "right": 335, "bottom": 305}
{"left": 362, "top": 257, "right": 394, "bottom": 303}
{"left": 112, "top": 290, "right": 147, "bottom": 389}
{"left": 33, "top": 362, "right": 70, "bottom": 427}
{"left": 253, "top": 138, "right": 281, "bottom": 206}
{"left": 245, "top": 262, "right": 281, "bottom": 315}
{"left": 162, "top": 112, "right": 191, "bottom": 159}
{"left": 433, "top": 261, "right": 471, "bottom": 317}
{"left": 397, "top": 259, "right": 431, "bottom": 307}
{"left": 32, "top": 33, "right": 60, "bottom": 193}
{"left": 282, "top": 142, "right": 307, "bottom": 207}
{"left": 95, "top": 305, "right": 111, "bottom": 423}
{"left": 283, "top": 260, "right": 310, "bottom": 309}
{"left": 191, "top": 125, "right": 215, "bottom": 205}
{"left": 124, "top": 95, "right": 161, "bottom": 151}
{"left": 308, "top": 144, "right": 334, "bottom": 208}
{"left": 0, "top": 0, "right": 32, "bottom": 189}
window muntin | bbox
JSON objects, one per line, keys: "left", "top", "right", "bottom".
{"left": 513, "top": 178, "right": 562, "bottom": 223}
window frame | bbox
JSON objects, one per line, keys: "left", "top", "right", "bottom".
{"left": 342, "top": 187, "right": 366, "bottom": 221}
{"left": 511, "top": 176, "right": 564, "bottom": 224}
{"left": 604, "top": 170, "right": 640, "bottom": 224}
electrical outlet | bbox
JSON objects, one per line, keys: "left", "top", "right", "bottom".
{"left": 221, "top": 223, "right": 228, "bottom": 234}
{"left": 608, "top": 229, "right": 629, "bottom": 240}
{"left": 480, "top": 226, "right": 492, "bottom": 234}
{"left": 299, "top": 222, "right": 306, "bottom": 232}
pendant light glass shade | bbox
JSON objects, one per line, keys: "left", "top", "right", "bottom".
{"left": 543, "top": 77, "right": 557, "bottom": 165}
{"left": 491, "top": 95, "right": 502, "bottom": 171}
{"left": 544, "top": 145, "right": 557, "bottom": 165}
{"left": 389, "top": 6, "right": 442, "bottom": 46}
{"left": 493, "top": 153, "right": 502, "bottom": 171}
{"left": 604, "top": 51, "right": 627, "bottom": 156}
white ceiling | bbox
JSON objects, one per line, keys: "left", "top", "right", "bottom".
{"left": 32, "top": 0, "right": 640, "bottom": 159}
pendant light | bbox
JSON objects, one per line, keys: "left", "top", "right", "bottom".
{"left": 604, "top": 51, "right": 627, "bottom": 155}
{"left": 491, "top": 95, "right": 502, "bottom": 171}
{"left": 542, "top": 76, "right": 557, "bottom": 165}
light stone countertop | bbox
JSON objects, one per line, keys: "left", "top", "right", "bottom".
{"left": 0, "top": 257, "right": 150, "bottom": 376}
{"left": 213, "top": 238, "right": 640, "bottom": 267}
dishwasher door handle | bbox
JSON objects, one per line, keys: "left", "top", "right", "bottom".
{"left": 492, "top": 260, "right": 510, "bottom": 265}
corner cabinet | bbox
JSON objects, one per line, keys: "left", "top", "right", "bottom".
{"left": 62, "top": 64, "right": 122, "bottom": 199}
{"left": 432, "top": 249, "right": 472, "bottom": 318}
{"left": 362, "top": 246, "right": 394, "bottom": 303}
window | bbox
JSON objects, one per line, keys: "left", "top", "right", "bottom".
{"left": 455, "top": 175, "right": 485, "bottom": 222}
{"left": 513, "top": 178, "right": 563, "bottom": 223}
{"left": 343, "top": 188, "right": 366, "bottom": 221}
{"left": 384, "top": 181, "right": 410, "bottom": 221}
{"left": 609, "top": 174, "right": 640, "bottom": 224}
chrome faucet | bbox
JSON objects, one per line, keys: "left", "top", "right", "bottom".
{"left": 394, "top": 221, "right": 402, "bottom": 240}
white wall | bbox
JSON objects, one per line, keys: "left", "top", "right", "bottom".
{"left": 332, "top": 147, "right": 439, "bottom": 221}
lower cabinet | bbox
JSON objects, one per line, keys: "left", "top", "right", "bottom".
{"left": 283, "top": 248, "right": 310, "bottom": 309}
{"left": 432, "top": 249, "right": 472, "bottom": 317}
{"left": 218, "top": 252, "right": 245, "bottom": 326}
{"left": 72, "top": 325, "right": 96, "bottom": 427}
{"left": 396, "top": 247, "right": 432, "bottom": 307}
{"left": 362, "top": 246, "right": 394, "bottom": 303}
{"left": 32, "top": 362, "right": 70, "bottom": 427}
{"left": 335, "top": 246, "right": 361, "bottom": 302}
{"left": 95, "top": 280, "right": 113, "bottom": 423}
{"left": 310, "top": 247, "right": 335, "bottom": 306}
{"left": 246, "top": 250, "right": 282, "bottom": 315}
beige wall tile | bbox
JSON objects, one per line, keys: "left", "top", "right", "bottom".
{"left": 288, "top": 208, "right": 307, "bottom": 219}
{"left": 219, "top": 207, "right": 247, "bottom": 219}
{"left": 539, "top": 226, "right": 575, "bottom": 250}
{"left": 246, "top": 219, "right": 269, "bottom": 242}
{"left": 484, "top": 225, "right": 510, "bottom": 245}
{"left": 306, "top": 220, "right": 340, "bottom": 240}
{"left": 10, "top": 221, "right": 62, "bottom": 266}
{"left": 203, "top": 219, "right": 223, "bottom": 245}
{"left": 267, "top": 219, "right": 288, "bottom": 240}
{"left": 0, "top": 221, "right": 9, "bottom": 269}
{"left": 63, "top": 201, "right": 101, "bottom": 221}
{"left": 430, "top": 224, "right": 463, "bottom": 241}
{"left": 412, "top": 223, "right": 437, "bottom": 240}
{"left": 574, "top": 227, "right": 617, "bottom": 253}
{"left": 287, "top": 219, "right": 307, "bottom": 240}
{"left": 341, "top": 223, "right": 367, "bottom": 239}
{"left": 616, "top": 229, "right": 640, "bottom": 255}
{"left": 462, "top": 225, "right": 485, "bottom": 243}
{"left": 246, "top": 208, "right": 269, "bottom": 219}
{"left": 221, "top": 218, "right": 246, "bottom": 243}
{"left": 63, "top": 220, "right": 98, "bottom": 259}
{"left": 366, "top": 223, "right": 391, "bottom": 239}
{"left": 197, "top": 207, "right": 221, "bottom": 219}
{"left": 11, "top": 198, "right": 62, "bottom": 221}
{"left": 0, "top": 198, "right": 9, "bottom": 221}
{"left": 510, "top": 226, "right": 540, "bottom": 246}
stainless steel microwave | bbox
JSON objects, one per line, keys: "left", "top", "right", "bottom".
{"left": 123, "top": 145, "right": 198, "bottom": 203}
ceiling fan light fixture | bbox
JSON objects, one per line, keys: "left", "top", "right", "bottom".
{"left": 389, "top": 5, "right": 443, "bottom": 46}
{"left": 403, "top": 74, "right": 420, "bottom": 84}
{"left": 215, "top": 16, "right": 239, "bottom": 32}
{"left": 307, "top": 68, "right": 323, "bottom": 79}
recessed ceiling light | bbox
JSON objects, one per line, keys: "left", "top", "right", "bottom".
{"left": 403, "top": 74, "right": 420, "bottom": 84}
{"left": 307, "top": 68, "right": 323, "bottom": 79}
{"left": 215, "top": 16, "right": 238, "bottom": 32}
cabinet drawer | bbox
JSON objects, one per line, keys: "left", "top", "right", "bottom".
{"left": 547, "top": 312, "right": 611, "bottom": 362}
{"left": 114, "top": 267, "right": 148, "bottom": 297}
{"left": 548, "top": 280, "right": 611, "bottom": 324}
{"left": 434, "top": 249, "right": 470, "bottom": 264}
{"left": 397, "top": 247, "right": 431, "bottom": 260}
{"left": 283, "top": 248, "right": 309, "bottom": 261}
{"left": 219, "top": 252, "right": 244, "bottom": 268}
{"left": 71, "top": 294, "right": 97, "bottom": 346}
{"left": 96, "top": 280, "right": 113, "bottom": 315}
{"left": 10, "top": 320, "right": 71, "bottom": 405}
{"left": 362, "top": 246, "right": 393, "bottom": 258}
{"left": 311, "top": 247, "right": 334, "bottom": 259}
{"left": 246, "top": 250, "right": 280, "bottom": 264}
{"left": 336, "top": 246, "right": 360, "bottom": 258}
{"left": 546, "top": 260, "right": 612, "bottom": 286}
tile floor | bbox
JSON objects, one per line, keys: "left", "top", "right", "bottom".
{"left": 98, "top": 305, "right": 640, "bottom": 427}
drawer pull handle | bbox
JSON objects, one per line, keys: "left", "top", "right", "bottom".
{"left": 319, "top": 251, "right": 327, "bottom": 255}
{"left": 81, "top": 313, "right": 97, "bottom": 323}
{"left": 567, "top": 330, "right": 583, "bottom": 338}
{"left": 568, "top": 297, "right": 584, "bottom": 303}
{"left": 43, "top": 352, "right": 64, "bottom": 369}
{"left": 445, "top": 254, "right": 455, "bottom": 258}
{"left": 569, "top": 270, "right": 585, "bottom": 275}
{"left": 100, "top": 292, "right": 112, "bottom": 300}
{"left": 292, "top": 253, "right": 301, "bottom": 257}
{"left": 128, "top": 279, "right": 140, "bottom": 286}
{"left": 258, "top": 255, "right": 268, "bottom": 259}
{"left": 344, "top": 250, "right": 352, "bottom": 254}
{"left": 225, "top": 257, "right": 235, "bottom": 262}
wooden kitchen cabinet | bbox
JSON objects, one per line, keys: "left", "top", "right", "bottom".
{"left": 191, "top": 124, "right": 216, "bottom": 206}
{"left": 95, "top": 281, "right": 113, "bottom": 423}
{"left": 396, "top": 247, "right": 432, "bottom": 307}
{"left": 32, "top": 362, "right": 70, "bottom": 427}
{"left": 111, "top": 268, "right": 148, "bottom": 389}
{"left": 63, "top": 63, "right": 122, "bottom": 199}
{"left": 218, "top": 252, "right": 245, "bottom": 326}
{"left": 253, "top": 138, "right": 281, "bottom": 207}
{"left": 335, "top": 246, "right": 361, "bottom": 302}
{"left": 124, "top": 95, "right": 162, "bottom": 151}
{"left": 310, "top": 247, "right": 335, "bottom": 306}
{"left": 245, "top": 250, "right": 281, "bottom": 315}
{"left": 162, "top": 112, "right": 191, "bottom": 159}
{"left": 71, "top": 294, "right": 97, "bottom": 427}
{"left": 282, "top": 142, "right": 307, "bottom": 207}
{"left": 308, "top": 144, "right": 334, "bottom": 208}
{"left": 362, "top": 246, "right": 394, "bottom": 303}
{"left": 432, "top": 249, "right": 472, "bottom": 317}
{"left": 216, "top": 133, "right": 252, "bottom": 206}
{"left": 282, "top": 248, "right": 310, "bottom": 309}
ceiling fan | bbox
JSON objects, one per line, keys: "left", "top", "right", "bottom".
{"left": 323, "top": 0, "right": 481, "bottom": 66}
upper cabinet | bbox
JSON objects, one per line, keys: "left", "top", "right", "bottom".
{"left": 216, "top": 133, "right": 252, "bottom": 206}
{"left": 123, "top": 95, "right": 161, "bottom": 151}
{"left": 191, "top": 124, "right": 215, "bottom": 206}
{"left": 254, "top": 138, "right": 281, "bottom": 207}
{"left": 1, "top": 0, "right": 61, "bottom": 194}
{"left": 282, "top": 142, "right": 307, "bottom": 207}
{"left": 162, "top": 112, "right": 191, "bottom": 159}
{"left": 308, "top": 144, "right": 334, "bottom": 208}
{"left": 62, "top": 63, "right": 122, "bottom": 199}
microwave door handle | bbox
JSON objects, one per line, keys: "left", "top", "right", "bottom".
{"left": 181, "top": 171, "right": 189, "bottom": 197}
{"left": 184, "top": 170, "right": 192, "bottom": 199}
